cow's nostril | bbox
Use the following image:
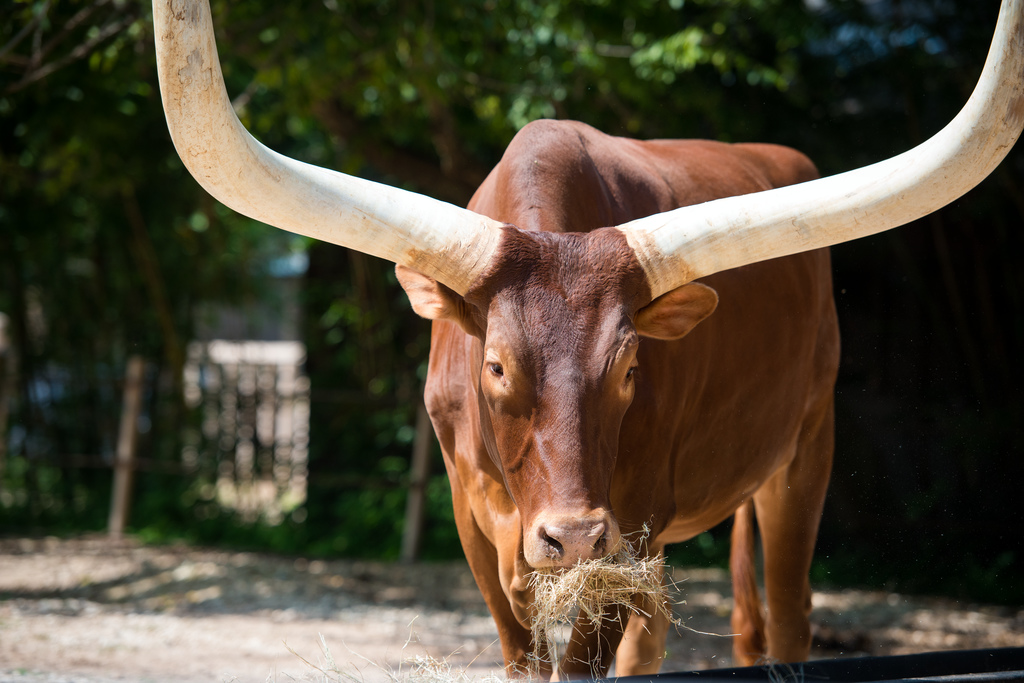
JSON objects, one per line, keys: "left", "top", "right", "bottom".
{"left": 540, "top": 529, "right": 564, "bottom": 559}
{"left": 592, "top": 534, "right": 607, "bottom": 556}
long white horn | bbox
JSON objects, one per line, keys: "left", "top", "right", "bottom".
{"left": 620, "top": 0, "right": 1024, "bottom": 300}
{"left": 153, "top": 0, "right": 503, "bottom": 295}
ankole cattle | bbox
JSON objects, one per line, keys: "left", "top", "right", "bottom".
{"left": 153, "top": 0, "right": 1024, "bottom": 676}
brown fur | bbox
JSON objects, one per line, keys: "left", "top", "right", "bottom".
{"left": 397, "top": 120, "right": 838, "bottom": 677}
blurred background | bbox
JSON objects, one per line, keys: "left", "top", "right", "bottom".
{"left": 1, "top": 0, "right": 1021, "bottom": 605}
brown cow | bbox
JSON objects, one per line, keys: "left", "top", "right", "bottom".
{"left": 153, "top": 0, "right": 1024, "bottom": 677}
{"left": 396, "top": 124, "right": 836, "bottom": 675}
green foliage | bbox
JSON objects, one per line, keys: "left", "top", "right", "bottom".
{"left": 665, "top": 526, "right": 732, "bottom": 569}
{"left": 130, "top": 472, "right": 314, "bottom": 554}
{"left": 0, "top": 459, "right": 110, "bottom": 533}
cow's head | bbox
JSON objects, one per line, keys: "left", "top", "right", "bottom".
{"left": 154, "top": 0, "right": 1023, "bottom": 563}
{"left": 397, "top": 226, "right": 718, "bottom": 567}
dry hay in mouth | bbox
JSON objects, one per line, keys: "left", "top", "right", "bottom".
{"left": 526, "top": 525, "right": 679, "bottom": 672}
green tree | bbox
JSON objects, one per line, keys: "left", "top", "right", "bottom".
{"left": 0, "top": 0, "right": 293, "bottom": 531}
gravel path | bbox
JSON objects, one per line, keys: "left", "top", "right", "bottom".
{"left": 1, "top": 536, "right": 1021, "bottom": 682}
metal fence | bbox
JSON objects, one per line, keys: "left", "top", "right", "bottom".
{"left": 182, "top": 340, "right": 310, "bottom": 525}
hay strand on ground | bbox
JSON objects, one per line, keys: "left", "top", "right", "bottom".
{"left": 286, "top": 632, "right": 505, "bottom": 683}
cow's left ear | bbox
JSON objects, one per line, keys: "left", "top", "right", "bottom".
{"left": 634, "top": 282, "right": 719, "bottom": 340}
{"left": 395, "top": 265, "right": 483, "bottom": 337}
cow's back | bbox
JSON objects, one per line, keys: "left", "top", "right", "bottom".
{"left": 467, "top": 119, "right": 819, "bottom": 232}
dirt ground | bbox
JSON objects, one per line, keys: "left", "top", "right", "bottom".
{"left": 0, "top": 536, "right": 1022, "bottom": 683}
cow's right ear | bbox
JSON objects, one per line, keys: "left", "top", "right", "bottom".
{"left": 395, "top": 265, "right": 483, "bottom": 337}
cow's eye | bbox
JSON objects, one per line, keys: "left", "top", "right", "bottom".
{"left": 489, "top": 363, "right": 504, "bottom": 377}
{"left": 625, "top": 365, "right": 637, "bottom": 380}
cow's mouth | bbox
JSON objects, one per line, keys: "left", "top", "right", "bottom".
{"left": 525, "top": 529, "right": 675, "bottom": 675}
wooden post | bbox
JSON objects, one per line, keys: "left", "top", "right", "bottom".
{"left": 108, "top": 355, "right": 145, "bottom": 540}
{"left": 0, "top": 312, "right": 12, "bottom": 495}
{"left": 400, "top": 399, "right": 433, "bottom": 563}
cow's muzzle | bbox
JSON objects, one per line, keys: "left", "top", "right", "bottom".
{"left": 525, "top": 510, "right": 621, "bottom": 569}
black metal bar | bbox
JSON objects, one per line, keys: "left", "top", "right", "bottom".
{"left": 620, "top": 648, "right": 1024, "bottom": 683}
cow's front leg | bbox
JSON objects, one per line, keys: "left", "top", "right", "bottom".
{"left": 445, "top": 472, "right": 547, "bottom": 677}
{"left": 614, "top": 551, "right": 670, "bottom": 676}
{"left": 552, "top": 602, "right": 630, "bottom": 679}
